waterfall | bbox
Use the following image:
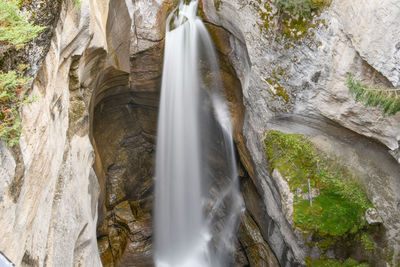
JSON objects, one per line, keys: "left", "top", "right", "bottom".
{"left": 154, "top": 1, "right": 243, "bottom": 266}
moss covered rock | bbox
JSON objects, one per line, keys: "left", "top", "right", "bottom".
{"left": 264, "top": 130, "right": 377, "bottom": 265}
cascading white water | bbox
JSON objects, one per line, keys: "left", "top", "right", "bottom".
{"left": 154, "top": 1, "right": 243, "bottom": 266}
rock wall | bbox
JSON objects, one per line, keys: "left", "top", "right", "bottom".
{"left": 0, "top": 0, "right": 109, "bottom": 265}
{"left": 202, "top": 0, "right": 400, "bottom": 265}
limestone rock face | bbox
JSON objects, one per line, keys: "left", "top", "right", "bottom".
{"left": 271, "top": 169, "right": 294, "bottom": 227}
{"left": 0, "top": 143, "right": 16, "bottom": 205}
{"left": 202, "top": 0, "right": 400, "bottom": 265}
{"left": 335, "top": 0, "right": 400, "bottom": 88}
{"left": 0, "top": 0, "right": 108, "bottom": 265}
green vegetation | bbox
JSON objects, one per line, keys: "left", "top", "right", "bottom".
{"left": 265, "top": 78, "right": 290, "bottom": 102}
{"left": 0, "top": 65, "right": 35, "bottom": 146}
{"left": 214, "top": 0, "right": 222, "bottom": 10}
{"left": 264, "top": 130, "right": 373, "bottom": 252}
{"left": 257, "top": 0, "right": 329, "bottom": 41}
{"left": 305, "top": 257, "right": 369, "bottom": 267}
{"left": 0, "top": 0, "right": 45, "bottom": 48}
{"left": 346, "top": 73, "right": 400, "bottom": 116}
{"left": 275, "top": 0, "right": 329, "bottom": 40}
{"left": 360, "top": 232, "right": 375, "bottom": 253}
{"left": 257, "top": 1, "right": 275, "bottom": 33}
{"left": 0, "top": 0, "right": 44, "bottom": 146}
{"left": 295, "top": 193, "right": 362, "bottom": 237}
{"left": 265, "top": 66, "right": 290, "bottom": 102}
{"left": 276, "top": 0, "right": 325, "bottom": 18}
{"left": 72, "top": 0, "right": 81, "bottom": 8}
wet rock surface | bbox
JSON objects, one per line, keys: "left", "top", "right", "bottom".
{"left": 89, "top": 1, "right": 166, "bottom": 265}
{"left": 239, "top": 211, "right": 280, "bottom": 267}
{"left": 93, "top": 82, "right": 158, "bottom": 266}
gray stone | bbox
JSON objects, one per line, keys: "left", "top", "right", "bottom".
{"left": 272, "top": 169, "right": 294, "bottom": 227}
{"left": 335, "top": 0, "right": 400, "bottom": 87}
{"left": 239, "top": 212, "right": 280, "bottom": 267}
{"left": 366, "top": 208, "right": 384, "bottom": 226}
{"left": 309, "top": 246, "right": 322, "bottom": 260}
{"left": 390, "top": 148, "right": 400, "bottom": 163}
{"left": 0, "top": 143, "right": 15, "bottom": 200}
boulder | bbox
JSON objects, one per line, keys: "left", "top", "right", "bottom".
{"left": 366, "top": 208, "right": 384, "bottom": 226}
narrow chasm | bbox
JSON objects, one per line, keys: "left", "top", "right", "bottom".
{"left": 89, "top": 13, "right": 275, "bottom": 267}
{"left": 87, "top": 1, "right": 281, "bottom": 266}
{"left": 89, "top": 2, "right": 164, "bottom": 265}
{"left": 92, "top": 66, "right": 159, "bottom": 266}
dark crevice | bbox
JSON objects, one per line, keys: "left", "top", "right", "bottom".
{"left": 8, "top": 144, "right": 26, "bottom": 203}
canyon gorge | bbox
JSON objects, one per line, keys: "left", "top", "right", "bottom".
{"left": 0, "top": 0, "right": 399, "bottom": 266}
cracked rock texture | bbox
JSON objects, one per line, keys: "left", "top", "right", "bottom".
{"left": 0, "top": 0, "right": 399, "bottom": 266}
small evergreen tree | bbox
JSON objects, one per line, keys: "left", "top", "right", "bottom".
{"left": 0, "top": 0, "right": 45, "bottom": 48}
{"left": 0, "top": 0, "right": 45, "bottom": 146}
{"left": 0, "top": 64, "right": 34, "bottom": 146}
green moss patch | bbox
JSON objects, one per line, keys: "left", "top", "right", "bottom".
{"left": 265, "top": 66, "right": 290, "bottom": 102}
{"left": 360, "top": 232, "right": 375, "bottom": 253}
{"left": 276, "top": 0, "right": 326, "bottom": 18}
{"left": 264, "top": 130, "right": 374, "bottom": 258}
{"left": 265, "top": 77, "right": 290, "bottom": 102}
{"left": 257, "top": 0, "right": 330, "bottom": 41}
{"left": 276, "top": 0, "right": 329, "bottom": 40}
{"left": 295, "top": 192, "right": 362, "bottom": 237}
{"left": 258, "top": 1, "right": 276, "bottom": 33}
{"left": 305, "top": 257, "right": 369, "bottom": 267}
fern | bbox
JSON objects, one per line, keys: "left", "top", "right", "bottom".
{"left": 346, "top": 73, "right": 400, "bottom": 116}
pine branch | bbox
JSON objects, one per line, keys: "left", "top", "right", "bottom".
{"left": 346, "top": 73, "right": 400, "bottom": 116}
